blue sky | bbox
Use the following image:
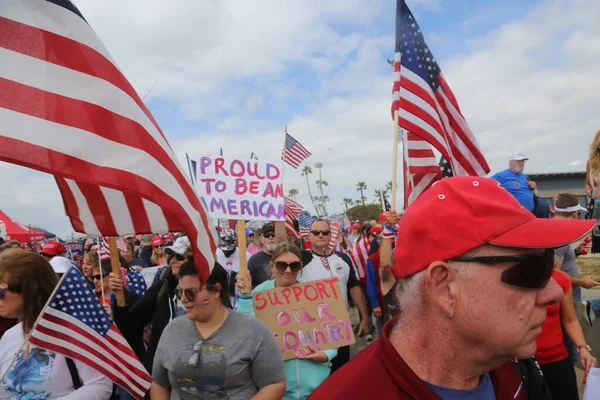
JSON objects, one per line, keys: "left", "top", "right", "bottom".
{"left": 2, "top": 0, "right": 600, "bottom": 237}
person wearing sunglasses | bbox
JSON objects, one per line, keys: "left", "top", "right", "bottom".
{"left": 311, "top": 176, "right": 597, "bottom": 400}
{"left": 111, "top": 236, "right": 192, "bottom": 374}
{"left": 237, "top": 241, "right": 336, "bottom": 400}
{"left": 0, "top": 249, "right": 112, "bottom": 399}
{"left": 151, "top": 261, "right": 286, "bottom": 400}
{"left": 299, "top": 218, "right": 371, "bottom": 374}
{"left": 248, "top": 223, "right": 280, "bottom": 288}
{"left": 150, "top": 235, "right": 167, "bottom": 267}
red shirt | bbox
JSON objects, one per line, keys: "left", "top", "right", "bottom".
{"left": 535, "top": 270, "right": 571, "bottom": 364}
{"left": 309, "top": 318, "right": 527, "bottom": 400}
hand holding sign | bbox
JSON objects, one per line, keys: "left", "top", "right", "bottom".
{"left": 297, "top": 346, "right": 329, "bottom": 363}
{"left": 236, "top": 269, "right": 252, "bottom": 294}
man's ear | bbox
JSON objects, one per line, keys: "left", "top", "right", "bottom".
{"left": 422, "top": 261, "right": 459, "bottom": 318}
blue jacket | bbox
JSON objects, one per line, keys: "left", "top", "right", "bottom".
{"left": 237, "top": 280, "right": 337, "bottom": 400}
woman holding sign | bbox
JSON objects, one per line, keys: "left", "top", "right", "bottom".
{"left": 237, "top": 241, "right": 337, "bottom": 400}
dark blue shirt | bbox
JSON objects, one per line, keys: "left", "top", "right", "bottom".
{"left": 490, "top": 169, "right": 534, "bottom": 212}
{"left": 425, "top": 373, "right": 496, "bottom": 400}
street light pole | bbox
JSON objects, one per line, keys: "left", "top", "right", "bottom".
{"left": 315, "top": 162, "right": 326, "bottom": 216}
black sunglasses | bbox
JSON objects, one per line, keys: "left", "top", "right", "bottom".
{"left": 450, "top": 249, "right": 554, "bottom": 289}
{"left": 262, "top": 233, "right": 275, "bottom": 239}
{"left": 170, "top": 253, "right": 186, "bottom": 262}
{"left": 175, "top": 287, "right": 201, "bottom": 302}
{"left": 154, "top": 244, "right": 165, "bottom": 249}
{"left": 310, "top": 230, "right": 330, "bottom": 237}
{"left": 274, "top": 261, "right": 302, "bottom": 273}
{"left": 91, "top": 272, "right": 110, "bottom": 281}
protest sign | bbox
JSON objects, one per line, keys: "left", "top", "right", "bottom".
{"left": 140, "top": 266, "right": 162, "bottom": 288}
{"left": 253, "top": 277, "right": 355, "bottom": 361}
{"left": 65, "top": 242, "right": 85, "bottom": 267}
{"left": 195, "top": 156, "right": 284, "bottom": 221}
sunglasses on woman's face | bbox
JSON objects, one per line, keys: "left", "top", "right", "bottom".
{"left": 91, "top": 272, "right": 110, "bottom": 281}
{"left": 274, "top": 261, "right": 302, "bottom": 273}
{"left": 175, "top": 287, "right": 201, "bottom": 302}
{"left": 170, "top": 253, "right": 186, "bottom": 262}
{"left": 450, "top": 249, "right": 554, "bottom": 289}
{"left": 154, "top": 244, "right": 165, "bottom": 249}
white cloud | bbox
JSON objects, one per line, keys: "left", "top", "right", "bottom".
{"left": 2, "top": 0, "right": 600, "bottom": 238}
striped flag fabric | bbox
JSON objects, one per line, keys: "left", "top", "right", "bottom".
{"left": 391, "top": 0, "right": 490, "bottom": 178}
{"left": 97, "top": 236, "right": 128, "bottom": 262}
{"left": 0, "top": 1, "right": 216, "bottom": 282}
{"left": 282, "top": 133, "right": 311, "bottom": 169}
{"left": 348, "top": 237, "right": 370, "bottom": 283}
{"left": 284, "top": 197, "right": 303, "bottom": 239}
{"left": 29, "top": 266, "right": 152, "bottom": 399}
{"left": 328, "top": 219, "right": 340, "bottom": 251}
{"left": 402, "top": 131, "right": 441, "bottom": 208}
{"left": 298, "top": 213, "right": 315, "bottom": 238}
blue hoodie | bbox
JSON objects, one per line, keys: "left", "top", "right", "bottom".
{"left": 237, "top": 280, "right": 337, "bottom": 400}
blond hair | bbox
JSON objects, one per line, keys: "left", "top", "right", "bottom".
{"left": 588, "top": 130, "right": 600, "bottom": 177}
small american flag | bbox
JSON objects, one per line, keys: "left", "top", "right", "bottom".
{"left": 298, "top": 213, "right": 316, "bottom": 238}
{"left": 97, "top": 237, "right": 128, "bottom": 262}
{"left": 348, "top": 237, "right": 370, "bottom": 283}
{"left": 28, "top": 266, "right": 152, "bottom": 399}
{"left": 282, "top": 133, "right": 311, "bottom": 169}
{"left": 126, "top": 270, "right": 147, "bottom": 298}
{"left": 403, "top": 131, "right": 442, "bottom": 208}
{"left": 328, "top": 220, "right": 340, "bottom": 251}
{"left": 284, "top": 197, "right": 303, "bottom": 239}
{"left": 391, "top": 0, "right": 489, "bottom": 178}
{"left": 0, "top": 0, "right": 217, "bottom": 283}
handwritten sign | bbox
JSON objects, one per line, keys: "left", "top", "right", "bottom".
{"left": 140, "top": 266, "right": 162, "bottom": 288}
{"left": 253, "top": 277, "right": 355, "bottom": 361}
{"left": 195, "top": 156, "right": 284, "bottom": 221}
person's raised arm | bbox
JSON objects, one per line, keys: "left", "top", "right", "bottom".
{"left": 274, "top": 221, "right": 287, "bottom": 243}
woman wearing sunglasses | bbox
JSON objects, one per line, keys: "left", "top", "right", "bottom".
{"left": 237, "top": 241, "right": 336, "bottom": 400}
{"left": 150, "top": 236, "right": 168, "bottom": 267}
{"left": 151, "top": 261, "right": 286, "bottom": 399}
{"left": 0, "top": 249, "right": 112, "bottom": 399}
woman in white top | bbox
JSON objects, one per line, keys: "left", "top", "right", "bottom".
{"left": 0, "top": 249, "right": 112, "bottom": 399}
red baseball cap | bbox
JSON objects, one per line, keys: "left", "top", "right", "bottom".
{"left": 152, "top": 236, "right": 165, "bottom": 247}
{"left": 41, "top": 241, "right": 61, "bottom": 256}
{"left": 370, "top": 226, "right": 383, "bottom": 235}
{"left": 378, "top": 212, "right": 387, "bottom": 223}
{"left": 352, "top": 222, "right": 361, "bottom": 229}
{"left": 393, "top": 176, "right": 595, "bottom": 278}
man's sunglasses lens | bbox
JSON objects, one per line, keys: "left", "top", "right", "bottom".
{"left": 275, "top": 261, "right": 302, "bottom": 272}
{"left": 501, "top": 250, "right": 554, "bottom": 289}
{"left": 262, "top": 233, "right": 275, "bottom": 239}
{"left": 310, "top": 230, "right": 330, "bottom": 236}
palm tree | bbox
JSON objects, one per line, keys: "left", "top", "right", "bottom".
{"left": 356, "top": 182, "right": 368, "bottom": 206}
{"left": 341, "top": 198, "right": 354, "bottom": 213}
{"left": 374, "top": 189, "right": 386, "bottom": 203}
{"left": 302, "top": 166, "right": 319, "bottom": 215}
{"left": 315, "top": 180, "right": 329, "bottom": 214}
{"left": 385, "top": 181, "right": 393, "bottom": 193}
{"left": 288, "top": 188, "right": 299, "bottom": 201}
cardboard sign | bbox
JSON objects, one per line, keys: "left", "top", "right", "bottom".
{"left": 64, "top": 242, "right": 85, "bottom": 267}
{"left": 253, "top": 277, "right": 355, "bottom": 361}
{"left": 195, "top": 156, "right": 284, "bottom": 221}
{"left": 140, "top": 266, "right": 162, "bottom": 288}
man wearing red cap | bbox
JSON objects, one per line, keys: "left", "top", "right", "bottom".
{"left": 309, "top": 176, "right": 595, "bottom": 399}
{"left": 40, "top": 241, "right": 66, "bottom": 261}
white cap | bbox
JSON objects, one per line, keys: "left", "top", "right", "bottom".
{"left": 164, "top": 236, "right": 190, "bottom": 256}
{"left": 508, "top": 152, "right": 529, "bottom": 161}
{"left": 49, "top": 256, "right": 72, "bottom": 274}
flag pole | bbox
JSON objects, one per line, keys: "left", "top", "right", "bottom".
{"left": 235, "top": 221, "right": 249, "bottom": 295}
{"left": 378, "top": 185, "right": 386, "bottom": 210}
{"left": 401, "top": 128, "right": 416, "bottom": 207}
{"left": 107, "top": 237, "right": 126, "bottom": 307}
{"left": 391, "top": 110, "right": 399, "bottom": 210}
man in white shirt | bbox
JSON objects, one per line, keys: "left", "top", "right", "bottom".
{"left": 215, "top": 229, "right": 252, "bottom": 309}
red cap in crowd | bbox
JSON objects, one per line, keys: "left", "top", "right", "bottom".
{"left": 393, "top": 176, "right": 595, "bottom": 278}
{"left": 370, "top": 226, "right": 383, "bottom": 236}
{"left": 152, "top": 236, "right": 165, "bottom": 247}
{"left": 378, "top": 212, "right": 387, "bottom": 223}
{"left": 41, "top": 241, "right": 64, "bottom": 256}
{"left": 352, "top": 222, "right": 361, "bottom": 229}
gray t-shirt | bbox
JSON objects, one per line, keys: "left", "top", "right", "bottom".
{"left": 555, "top": 245, "right": 580, "bottom": 302}
{"left": 248, "top": 251, "right": 272, "bottom": 288}
{"left": 152, "top": 311, "right": 285, "bottom": 399}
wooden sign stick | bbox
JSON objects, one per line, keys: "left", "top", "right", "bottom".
{"left": 235, "top": 221, "right": 250, "bottom": 294}
{"left": 107, "top": 237, "right": 126, "bottom": 307}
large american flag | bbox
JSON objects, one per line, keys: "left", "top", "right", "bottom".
{"left": 402, "top": 131, "right": 441, "bottom": 208}
{"left": 0, "top": 1, "right": 216, "bottom": 282}
{"left": 284, "top": 197, "right": 303, "bottom": 239}
{"left": 391, "top": 0, "right": 489, "bottom": 178}
{"left": 282, "top": 133, "right": 311, "bottom": 169}
{"left": 28, "top": 266, "right": 152, "bottom": 399}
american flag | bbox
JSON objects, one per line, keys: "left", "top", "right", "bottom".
{"left": 97, "top": 236, "right": 128, "bottom": 262}
{"left": 391, "top": 0, "right": 489, "bottom": 178}
{"left": 299, "top": 213, "right": 316, "bottom": 238}
{"left": 328, "top": 219, "right": 340, "bottom": 251}
{"left": 28, "top": 266, "right": 152, "bottom": 399}
{"left": 284, "top": 197, "right": 303, "bottom": 239}
{"left": 439, "top": 155, "right": 454, "bottom": 178}
{"left": 126, "top": 269, "right": 147, "bottom": 298}
{"left": 348, "top": 237, "right": 369, "bottom": 283}
{"left": 282, "top": 133, "right": 311, "bottom": 169}
{"left": 0, "top": 0, "right": 216, "bottom": 283}
{"left": 402, "top": 131, "right": 441, "bottom": 208}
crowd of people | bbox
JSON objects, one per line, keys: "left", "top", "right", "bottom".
{"left": 2, "top": 139, "right": 600, "bottom": 399}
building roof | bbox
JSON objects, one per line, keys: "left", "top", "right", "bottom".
{"left": 527, "top": 171, "right": 586, "bottom": 181}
